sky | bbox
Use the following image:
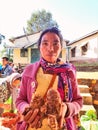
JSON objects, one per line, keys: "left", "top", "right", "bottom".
{"left": 0, "top": 0, "right": 98, "bottom": 43}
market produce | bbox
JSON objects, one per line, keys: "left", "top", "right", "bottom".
{"left": 81, "top": 110, "right": 98, "bottom": 130}
{"left": 22, "top": 94, "right": 46, "bottom": 117}
{"left": 46, "top": 89, "right": 62, "bottom": 130}
{"left": 81, "top": 110, "right": 97, "bottom": 121}
{"left": 23, "top": 88, "right": 63, "bottom": 130}
{"left": 1, "top": 112, "right": 20, "bottom": 129}
{"left": 2, "top": 112, "right": 17, "bottom": 118}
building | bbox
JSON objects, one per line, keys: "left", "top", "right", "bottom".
{"left": 67, "top": 30, "right": 98, "bottom": 63}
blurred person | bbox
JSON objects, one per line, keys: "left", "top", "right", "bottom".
{"left": 1, "top": 57, "right": 13, "bottom": 76}
{"left": 9, "top": 62, "right": 17, "bottom": 72}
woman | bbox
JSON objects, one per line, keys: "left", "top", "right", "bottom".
{"left": 16, "top": 27, "right": 83, "bottom": 130}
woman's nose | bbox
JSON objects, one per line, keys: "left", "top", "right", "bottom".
{"left": 48, "top": 44, "right": 54, "bottom": 51}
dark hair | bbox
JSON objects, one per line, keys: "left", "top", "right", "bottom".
{"left": 38, "top": 27, "right": 63, "bottom": 48}
{"left": 2, "top": 57, "right": 9, "bottom": 61}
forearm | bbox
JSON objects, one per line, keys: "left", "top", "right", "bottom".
{"left": 65, "top": 70, "right": 83, "bottom": 117}
{"left": 65, "top": 97, "right": 83, "bottom": 117}
{"left": 16, "top": 97, "right": 29, "bottom": 113}
{"left": 15, "top": 76, "right": 30, "bottom": 113}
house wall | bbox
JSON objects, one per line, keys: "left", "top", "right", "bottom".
{"left": 13, "top": 48, "right": 31, "bottom": 65}
{"left": 13, "top": 47, "right": 67, "bottom": 65}
{"left": 69, "top": 33, "right": 98, "bottom": 62}
{"left": 61, "top": 48, "right": 66, "bottom": 62}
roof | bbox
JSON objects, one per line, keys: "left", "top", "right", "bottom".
{"left": 9, "top": 31, "right": 41, "bottom": 42}
{"left": 8, "top": 31, "right": 41, "bottom": 48}
{"left": 8, "top": 31, "right": 68, "bottom": 49}
{"left": 68, "top": 30, "right": 98, "bottom": 45}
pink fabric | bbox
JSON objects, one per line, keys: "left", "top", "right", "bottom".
{"left": 16, "top": 61, "right": 40, "bottom": 113}
{"left": 16, "top": 60, "right": 83, "bottom": 130}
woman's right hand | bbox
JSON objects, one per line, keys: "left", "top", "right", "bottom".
{"left": 23, "top": 108, "right": 41, "bottom": 128}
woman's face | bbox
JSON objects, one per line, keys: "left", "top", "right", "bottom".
{"left": 40, "top": 32, "right": 62, "bottom": 63}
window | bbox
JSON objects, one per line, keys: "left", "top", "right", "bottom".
{"left": 71, "top": 47, "right": 76, "bottom": 57}
{"left": 81, "top": 43, "right": 88, "bottom": 55}
{"left": 20, "top": 48, "right": 28, "bottom": 57}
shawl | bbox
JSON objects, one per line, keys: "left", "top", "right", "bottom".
{"left": 40, "top": 58, "right": 76, "bottom": 102}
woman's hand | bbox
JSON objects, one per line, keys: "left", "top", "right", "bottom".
{"left": 48, "top": 102, "right": 68, "bottom": 129}
{"left": 23, "top": 108, "right": 41, "bottom": 128}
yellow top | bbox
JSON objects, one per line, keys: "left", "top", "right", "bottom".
{"left": 35, "top": 67, "right": 58, "bottom": 97}
{"left": 28, "top": 67, "right": 58, "bottom": 130}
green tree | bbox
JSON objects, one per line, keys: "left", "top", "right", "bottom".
{"left": 26, "top": 9, "right": 58, "bottom": 33}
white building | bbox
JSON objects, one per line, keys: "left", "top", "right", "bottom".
{"left": 67, "top": 30, "right": 98, "bottom": 63}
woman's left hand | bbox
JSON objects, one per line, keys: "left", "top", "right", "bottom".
{"left": 47, "top": 102, "right": 68, "bottom": 129}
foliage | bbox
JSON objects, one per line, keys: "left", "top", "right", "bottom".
{"left": 26, "top": 9, "right": 58, "bottom": 33}
{"left": 81, "top": 110, "right": 97, "bottom": 121}
{"left": 0, "top": 48, "right": 8, "bottom": 57}
{"left": 0, "top": 34, "right": 5, "bottom": 44}
{"left": 81, "top": 115, "right": 91, "bottom": 121}
{"left": 80, "top": 126, "right": 86, "bottom": 130}
{"left": 0, "top": 34, "right": 6, "bottom": 57}
{"left": 85, "top": 110, "right": 97, "bottom": 120}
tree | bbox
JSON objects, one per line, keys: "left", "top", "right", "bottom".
{"left": 0, "top": 34, "right": 5, "bottom": 57}
{"left": 0, "top": 34, "right": 11, "bottom": 59}
{"left": 0, "top": 34, "right": 5, "bottom": 44}
{"left": 26, "top": 9, "right": 58, "bottom": 33}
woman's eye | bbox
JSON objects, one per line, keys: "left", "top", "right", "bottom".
{"left": 53, "top": 42, "right": 58, "bottom": 46}
{"left": 42, "top": 42, "right": 48, "bottom": 46}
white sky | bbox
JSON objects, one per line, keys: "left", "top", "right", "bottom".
{"left": 0, "top": 0, "right": 98, "bottom": 42}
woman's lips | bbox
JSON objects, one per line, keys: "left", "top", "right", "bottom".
{"left": 47, "top": 54, "right": 56, "bottom": 57}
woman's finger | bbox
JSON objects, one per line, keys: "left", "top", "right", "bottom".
{"left": 61, "top": 103, "right": 67, "bottom": 117}
{"left": 36, "top": 120, "right": 42, "bottom": 128}
{"left": 24, "top": 110, "right": 33, "bottom": 121}
{"left": 59, "top": 116, "right": 64, "bottom": 128}
{"left": 59, "top": 103, "right": 67, "bottom": 128}
{"left": 30, "top": 115, "right": 40, "bottom": 128}
{"left": 28, "top": 109, "right": 39, "bottom": 124}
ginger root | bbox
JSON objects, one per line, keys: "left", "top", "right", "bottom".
{"left": 46, "top": 89, "right": 62, "bottom": 130}
{"left": 22, "top": 89, "right": 63, "bottom": 130}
